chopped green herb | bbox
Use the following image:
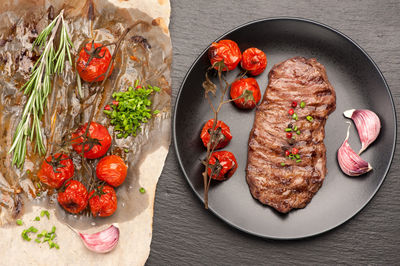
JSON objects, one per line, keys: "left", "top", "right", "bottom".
{"left": 36, "top": 182, "right": 41, "bottom": 189}
{"left": 35, "top": 238, "right": 41, "bottom": 243}
{"left": 27, "top": 170, "right": 31, "bottom": 174}
{"left": 124, "top": 148, "right": 130, "bottom": 153}
{"left": 284, "top": 128, "right": 292, "bottom": 132}
{"left": 292, "top": 113, "right": 298, "bottom": 120}
{"left": 21, "top": 230, "right": 31, "bottom": 241}
{"left": 54, "top": 243, "right": 60, "bottom": 249}
{"left": 280, "top": 162, "right": 286, "bottom": 166}
{"left": 34, "top": 216, "right": 40, "bottom": 221}
{"left": 296, "top": 159, "right": 302, "bottom": 163}
{"left": 293, "top": 125, "right": 298, "bottom": 131}
{"left": 153, "top": 110, "right": 160, "bottom": 115}
{"left": 134, "top": 79, "right": 139, "bottom": 88}
{"left": 306, "top": 115, "right": 313, "bottom": 122}
{"left": 139, "top": 187, "right": 146, "bottom": 194}
{"left": 40, "top": 210, "right": 50, "bottom": 219}
{"left": 51, "top": 226, "right": 56, "bottom": 234}
{"left": 36, "top": 192, "right": 41, "bottom": 197}
{"left": 28, "top": 226, "right": 38, "bottom": 233}
{"left": 296, "top": 130, "right": 301, "bottom": 135}
{"left": 16, "top": 219, "right": 23, "bottom": 226}
{"left": 300, "top": 101, "right": 306, "bottom": 108}
{"left": 295, "top": 154, "right": 300, "bottom": 159}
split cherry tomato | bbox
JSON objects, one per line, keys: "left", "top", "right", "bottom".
{"left": 230, "top": 78, "right": 261, "bottom": 109}
{"left": 38, "top": 153, "right": 74, "bottom": 189}
{"left": 96, "top": 155, "right": 128, "bottom": 187}
{"left": 208, "top": 39, "right": 242, "bottom": 71}
{"left": 292, "top": 148, "right": 299, "bottom": 155}
{"left": 200, "top": 119, "right": 232, "bottom": 149}
{"left": 286, "top": 132, "right": 293, "bottom": 138}
{"left": 285, "top": 150, "right": 290, "bottom": 157}
{"left": 57, "top": 180, "right": 88, "bottom": 214}
{"left": 71, "top": 122, "right": 112, "bottom": 159}
{"left": 288, "top": 109, "right": 295, "bottom": 116}
{"left": 241, "top": 47, "right": 267, "bottom": 76}
{"left": 291, "top": 101, "right": 297, "bottom": 108}
{"left": 207, "top": 151, "right": 238, "bottom": 181}
{"left": 89, "top": 185, "right": 117, "bottom": 217}
{"left": 76, "top": 42, "right": 114, "bottom": 82}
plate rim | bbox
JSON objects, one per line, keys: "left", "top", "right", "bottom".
{"left": 172, "top": 17, "right": 397, "bottom": 240}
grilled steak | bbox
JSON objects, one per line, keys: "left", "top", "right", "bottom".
{"left": 246, "top": 57, "right": 336, "bottom": 213}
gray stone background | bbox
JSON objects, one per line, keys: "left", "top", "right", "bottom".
{"left": 147, "top": 0, "right": 400, "bottom": 264}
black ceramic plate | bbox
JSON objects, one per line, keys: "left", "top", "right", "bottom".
{"left": 173, "top": 18, "right": 396, "bottom": 239}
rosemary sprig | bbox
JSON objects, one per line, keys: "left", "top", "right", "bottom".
{"left": 9, "top": 10, "right": 73, "bottom": 168}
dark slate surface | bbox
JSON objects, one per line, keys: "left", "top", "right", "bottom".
{"left": 147, "top": 1, "right": 400, "bottom": 265}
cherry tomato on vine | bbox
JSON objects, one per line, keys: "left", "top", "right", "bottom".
{"left": 230, "top": 78, "right": 261, "bottom": 109}
{"left": 96, "top": 155, "right": 128, "bottom": 187}
{"left": 71, "top": 122, "right": 112, "bottom": 159}
{"left": 241, "top": 47, "right": 267, "bottom": 76}
{"left": 57, "top": 180, "right": 88, "bottom": 214}
{"left": 207, "top": 151, "right": 238, "bottom": 181}
{"left": 76, "top": 42, "right": 114, "bottom": 82}
{"left": 89, "top": 185, "right": 118, "bottom": 217}
{"left": 208, "top": 39, "right": 242, "bottom": 71}
{"left": 38, "top": 153, "right": 74, "bottom": 189}
{"left": 200, "top": 119, "right": 232, "bottom": 149}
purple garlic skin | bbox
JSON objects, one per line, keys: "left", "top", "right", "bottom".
{"left": 78, "top": 225, "right": 120, "bottom": 254}
{"left": 343, "top": 109, "right": 381, "bottom": 154}
{"left": 338, "top": 123, "right": 372, "bottom": 176}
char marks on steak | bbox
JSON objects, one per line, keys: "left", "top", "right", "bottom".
{"left": 246, "top": 57, "right": 336, "bottom": 213}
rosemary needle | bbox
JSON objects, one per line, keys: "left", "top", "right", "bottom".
{"left": 9, "top": 10, "right": 73, "bottom": 168}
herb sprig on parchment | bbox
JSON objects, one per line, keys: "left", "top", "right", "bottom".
{"left": 9, "top": 10, "right": 73, "bottom": 168}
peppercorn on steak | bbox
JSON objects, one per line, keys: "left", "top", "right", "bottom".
{"left": 246, "top": 57, "right": 336, "bottom": 213}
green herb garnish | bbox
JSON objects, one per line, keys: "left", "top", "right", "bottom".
{"left": 40, "top": 210, "right": 50, "bottom": 219}
{"left": 292, "top": 113, "right": 298, "bottom": 120}
{"left": 284, "top": 128, "right": 292, "bottom": 132}
{"left": 104, "top": 82, "right": 159, "bottom": 138}
{"left": 280, "top": 162, "right": 286, "bottom": 166}
{"left": 34, "top": 216, "right": 40, "bottom": 221}
{"left": 139, "top": 187, "right": 146, "bottom": 194}
{"left": 16, "top": 219, "right": 23, "bottom": 226}
{"left": 300, "top": 101, "right": 306, "bottom": 108}
{"left": 306, "top": 115, "right": 313, "bottom": 122}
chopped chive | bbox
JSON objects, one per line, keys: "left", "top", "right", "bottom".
{"left": 306, "top": 115, "right": 313, "bottom": 122}
{"left": 16, "top": 219, "right": 23, "bottom": 226}
{"left": 35, "top": 238, "right": 41, "bottom": 243}
{"left": 295, "top": 154, "right": 300, "bottom": 159}
{"left": 27, "top": 170, "right": 31, "bottom": 174}
{"left": 296, "top": 130, "right": 301, "bottom": 135}
{"left": 293, "top": 125, "right": 298, "bottom": 131}
{"left": 153, "top": 86, "right": 161, "bottom": 92}
{"left": 134, "top": 79, "right": 139, "bottom": 88}
{"left": 28, "top": 226, "right": 38, "bottom": 233}
{"left": 292, "top": 113, "right": 298, "bottom": 120}
{"left": 36, "top": 192, "right": 41, "bottom": 196}
{"left": 36, "top": 182, "right": 41, "bottom": 189}
{"left": 139, "top": 187, "right": 146, "bottom": 194}
{"left": 51, "top": 234, "right": 56, "bottom": 240}
{"left": 124, "top": 148, "right": 129, "bottom": 153}
{"left": 280, "top": 162, "right": 286, "bottom": 166}
{"left": 296, "top": 159, "right": 302, "bottom": 163}
{"left": 285, "top": 128, "right": 292, "bottom": 132}
{"left": 40, "top": 210, "right": 50, "bottom": 219}
{"left": 300, "top": 101, "right": 306, "bottom": 108}
{"left": 54, "top": 243, "right": 60, "bottom": 249}
{"left": 153, "top": 110, "right": 160, "bottom": 115}
{"left": 51, "top": 226, "right": 56, "bottom": 234}
{"left": 34, "top": 216, "right": 40, "bottom": 221}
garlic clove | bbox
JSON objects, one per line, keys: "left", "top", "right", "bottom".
{"left": 338, "top": 123, "right": 372, "bottom": 176}
{"left": 68, "top": 224, "right": 120, "bottom": 253}
{"left": 343, "top": 109, "right": 381, "bottom": 154}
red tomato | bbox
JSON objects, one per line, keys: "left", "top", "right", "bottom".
{"left": 89, "top": 185, "right": 117, "bottom": 217}
{"left": 76, "top": 42, "right": 114, "bottom": 82}
{"left": 96, "top": 155, "right": 128, "bottom": 187}
{"left": 38, "top": 153, "right": 74, "bottom": 189}
{"left": 57, "top": 180, "right": 88, "bottom": 214}
{"left": 71, "top": 122, "right": 112, "bottom": 159}
{"left": 208, "top": 39, "right": 242, "bottom": 71}
{"left": 230, "top": 78, "right": 261, "bottom": 109}
{"left": 207, "top": 151, "right": 238, "bottom": 181}
{"left": 200, "top": 119, "right": 232, "bottom": 149}
{"left": 241, "top": 47, "right": 267, "bottom": 76}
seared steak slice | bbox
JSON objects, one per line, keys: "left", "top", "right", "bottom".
{"left": 246, "top": 57, "right": 336, "bottom": 213}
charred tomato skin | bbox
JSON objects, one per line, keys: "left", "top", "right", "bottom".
{"left": 38, "top": 153, "right": 74, "bottom": 189}
{"left": 207, "top": 151, "right": 238, "bottom": 181}
{"left": 230, "top": 77, "right": 261, "bottom": 109}
{"left": 89, "top": 185, "right": 117, "bottom": 217}
{"left": 96, "top": 155, "right": 128, "bottom": 187}
{"left": 76, "top": 42, "right": 114, "bottom": 82}
{"left": 71, "top": 122, "right": 112, "bottom": 159}
{"left": 241, "top": 47, "right": 267, "bottom": 76}
{"left": 200, "top": 119, "right": 232, "bottom": 150}
{"left": 57, "top": 180, "right": 89, "bottom": 214}
{"left": 209, "top": 39, "right": 242, "bottom": 71}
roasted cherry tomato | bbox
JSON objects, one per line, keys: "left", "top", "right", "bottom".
{"left": 76, "top": 42, "right": 114, "bottom": 82}
{"left": 241, "top": 47, "right": 267, "bottom": 76}
{"left": 200, "top": 119, "right": 232, "bottom": 149}
{"left": 38, "top": 153, "right": 74, "bottom": 189}
{"left": 57, "top": 180, "right": 88, "bottom": 214}
{"left": 207, "top": 151, "right": 238, "bottom": 181}
{"left": 96, "top": 155, "right": 128, "bottom": 187}
{"left": 89, "top": 185, "right": 117, "bottom": 217}
{"left": 208, "top": 39, "right": 242, "bottom": 71}
{"left": 230, "top": 78, "right": 261, "bottom": 109}
{"left": 71, "top": 122, "right": 112, "bottom": 159}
